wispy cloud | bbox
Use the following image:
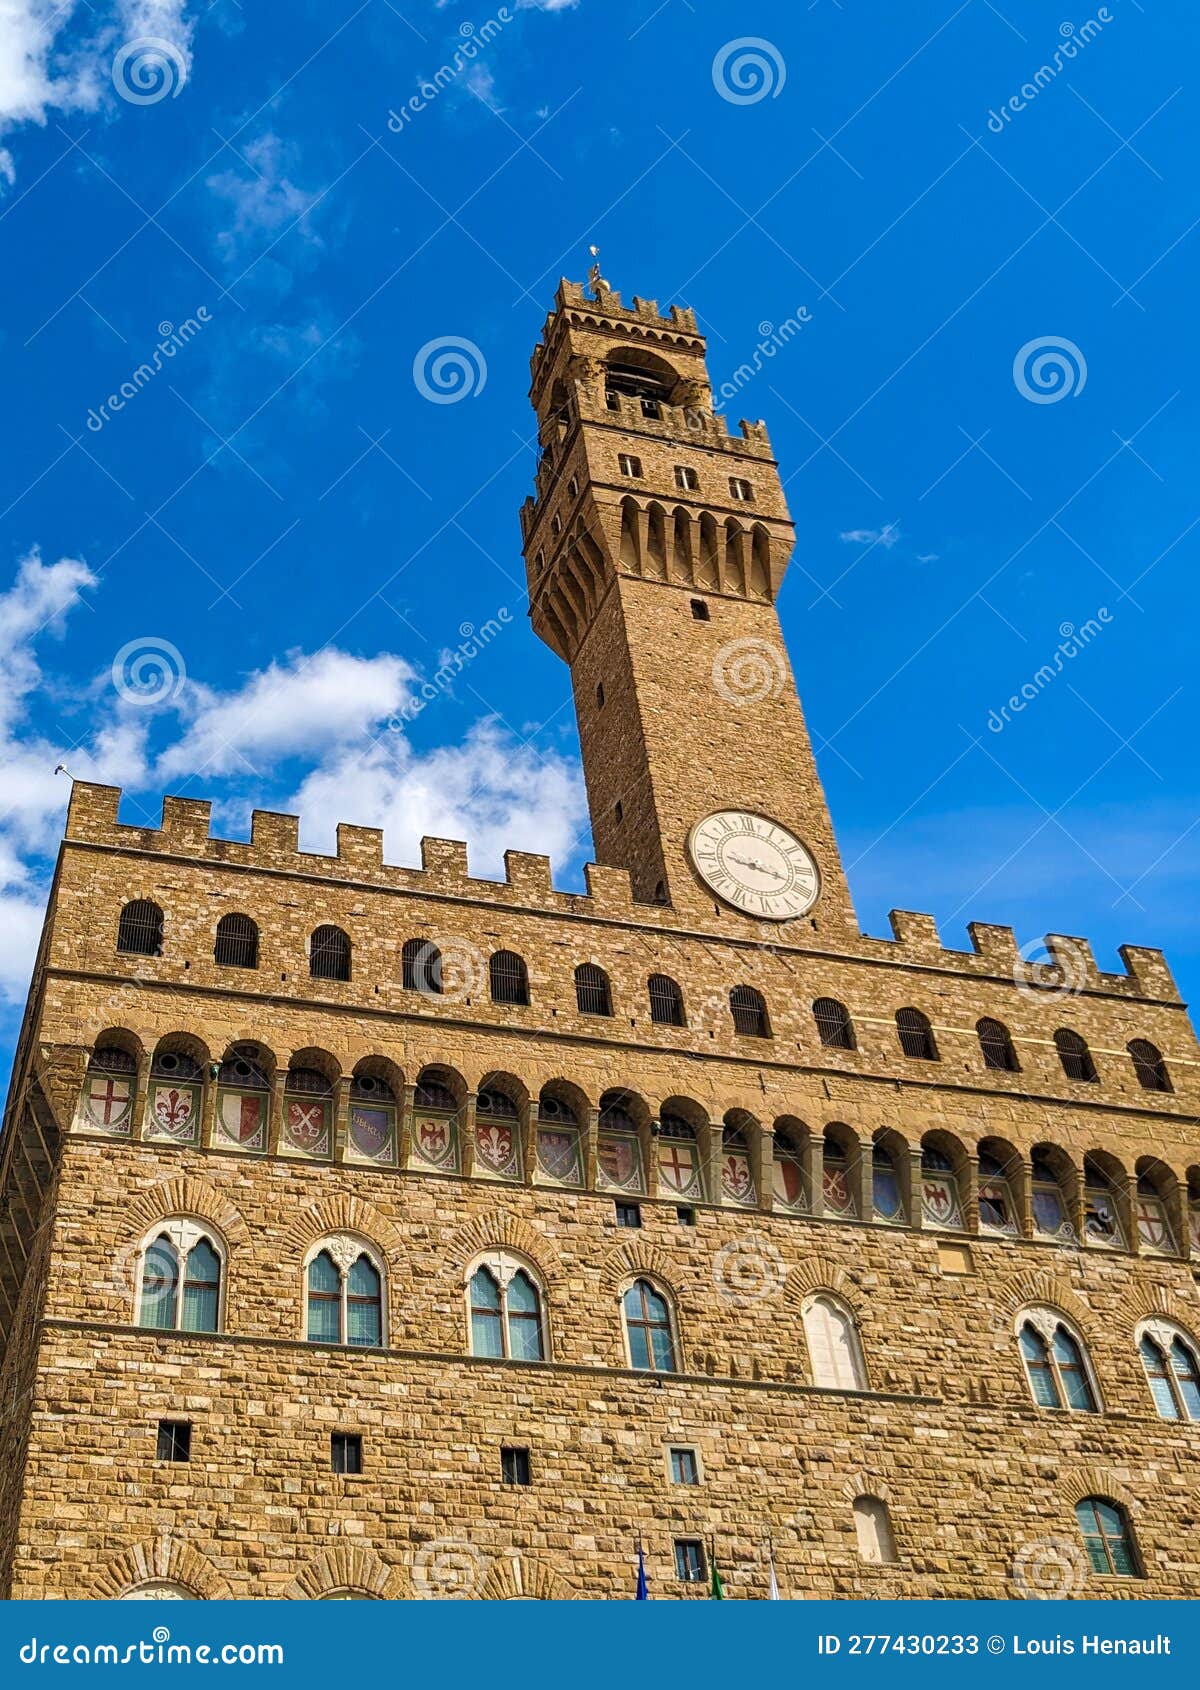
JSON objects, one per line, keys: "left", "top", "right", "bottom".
{"left": 206, "top": 131, "right": 324, "bottom": 257}
{"left": 839, "top": 523, "right": 901, "bottom": 549}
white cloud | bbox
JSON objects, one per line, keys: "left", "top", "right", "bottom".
{"left": 206, "top": 132, "right": 323, "bottom": 257}
{"left": 156, "top": 647, "right": 415, "bottom": 781}
{"left": 465, "top": 63, "right": 501, "bottom": 112}
{"left": 839, "top": 523, "right": 901, "bottom": 549}
{"left": 0, "top": 0, "right": 194, "bottom": 184}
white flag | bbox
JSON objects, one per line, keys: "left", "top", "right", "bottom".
{"left": 768, "top": 1551, "right": 780, "bottom": 1600}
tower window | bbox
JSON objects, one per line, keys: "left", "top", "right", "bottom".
{"left": 214, "top": 912, "right": 258, "bottom": 970}
{"left": 596, "top": 681, "right": 605, "bottom": 708}
{"left": 729, "top": 477, "right": 754, "bottom": 501}
{"left": 606, "top": 389, "right": 621, "bottom": 411}
{"left": 551, "top": 513, "right": 562, "bottom": 534}
{"left": 648, "top": 973, "right": 686, "bottom": 1027}
{"left": 535, "top": 550, "right": 544, "bottom": 572}
{"left": 501, "top": 1446, "right": 532, "bottom": 1486}
{"left": 977, "top": 1017, "right": 1019, "bottom": 1072}
{"left": 575, "top": 962, "right": 613, "bottom": 1017}
{"left": 310, "top": 924, "right": 351, "bottom": 982}
{"left": 674, "top": 465, "right": 699, "bottom": 491}
{"left": 730, "top": 984, "right": 770, "bottom": 1038}
{"left": 156, "top": 1420, "right": 191, "bottom": 1463}
{"left": 615, "top": 1202, "right": 641, "bottom": 1229}
{"left": 1128, "top": 1038, "right": 1171, "bottom": 1092}
{"left": 674, "top": 1539, "right": 706, "bottom": 1583}
{"left": 489, "top": 949, "right": 530, "bottom": 1007}
{"left": 813, "top": 997, "right": 856, "bottom": 1050}
{"left": 640, "top": 396, "right": 661, "bottom": 419}
{"left": 568, "top": 477, "right": 579, "bottom": 498}
{"left": 117, "top": 899, "right": 163, "bottom": 958}
{"left": 331, "top": 1433, "right": 363, "bottom": 1475}
{"left": 896, "top": 1007, "right": 938, "bottom": 1061}
{"left": 669, "top": 1447, "right": 700, "bottom": 1486}
{"left": 1055, "top": 1028, "right": 1097, "bottom": 1083}
{"left": 618, "top": 454, "right": 643, "bottom": 478}
{"left": 614, "top": 801, "right": 623, "bottom": 823}
{"left": 690, "top": 598, "right": 710, "bottom": 621}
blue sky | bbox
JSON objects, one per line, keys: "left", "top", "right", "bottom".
{"left": 0, "top": 0, "right": 1197, "bottom": 1072}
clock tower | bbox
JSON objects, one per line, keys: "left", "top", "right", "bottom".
{"left": 520, "top": 271, "right": 858, "bottom": 940}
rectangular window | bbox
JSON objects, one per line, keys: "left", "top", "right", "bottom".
{"left": 615, "top": 1202, "right": 641, "bottom": 1229}
{"left": 674, "top": 1538, "right": 706, "bottom": 1583}
{"left": 669, "top": 1447, "right": 700, "bottom": 1486}
{"left": 619, "top": 454, "right": 643, "bottom": 478}
{"left": 501, "top": 1446, "right": 532, "bottom": 1486}
{"left": 674, "top": 465, "right": 699, "bottom": 491}
{"left": 676, "top": 1206, "right": 696, "bottom": 1227}
{"left": 729, "top": 477, "right": 754, "bottom": 501}
{"left": 156, "top": 1420, "right": 191, "bottom": 1463}
{"left": 331, "top": 1433, "right": 363, "bottom": 1475}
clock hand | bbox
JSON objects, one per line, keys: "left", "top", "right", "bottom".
{"left": 727, "top": 852, "right": 786, "bottom": 881}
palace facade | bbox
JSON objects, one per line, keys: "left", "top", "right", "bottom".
{"left": 0, "top": 275, "right": 1198, "bottom": 1601}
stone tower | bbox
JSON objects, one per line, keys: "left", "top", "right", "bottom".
{"left": 0, "top": 274, "right": 1197, "bottom": 1602}
{"left": 519, "top": 276, "right": 856, "bottom": 935}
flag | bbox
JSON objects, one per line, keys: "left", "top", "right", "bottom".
{"left": 635, "top": 1542, "right": 649, "bottom": 1600}
{"left": 767, "top": 1547, "right": 780, "bottom": 1600}
{"left": 710, "top": 1550, "right": 725, "bottom": 1600}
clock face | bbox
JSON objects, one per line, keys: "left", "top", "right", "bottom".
{"left": 687, "top": 811, "right": 820, "bottom": 921}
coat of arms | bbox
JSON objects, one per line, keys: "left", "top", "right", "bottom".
{"left": 217, "top": 1091, "right": 265, "bottom": 1148}
{"left": 151, "top": 1085, "right": 196, "bottom": 1141}
{"left": 475, "top": 1121, "right": 517, "bottom": 1177}
{"left": 721, "top": 1152, "right": 754, "bottom": 1204}
{"left": 83, "top": 1074, "right": 132, "bottom": 1133}
{"left": 350, "top": 1106, "right": 393, "bottom": 1161}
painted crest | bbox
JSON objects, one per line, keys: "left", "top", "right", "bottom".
{"left": 415, "top": 1115, "right": 457, "bottom": 1170}
{"left": 979, "top": 1181, "right": 1015, "bottom": 1233}
{"left": 216, "top": 1090, "right": 265, "bottom": 1149}
{"left": 658, "top": 1138, "right": 700, "bottom": 1196}
{"left": 286, "top": 1099, "right": 329, "bottom": 1156}
{"left": 83, "top": 1074, "right": 132, "bottom": 1133}
{"left": 349, "top": 1106, "right": 393, "bottom": 1162}
{"left": 598, "top": 1134, "right": 641, "bottom": 1192}
{"left": 822, "top": 1164, "right": 854, "bottom": 1216}
{"left": 721, "top": 1152, "right": 755, "bottom": 1205}
{"left": 475, "top": 1121, "right": 518, "bottom": 1178}
{"left": 1136, "top": 1197, "right": 1171, "bottom": 1252}
{"left": 1191, "top": 1208, "right": 1200, "bottom": 1253}
{"left": 536, "top": 1128, "right": 582, "bottom": 1185}
{"left": 921, "top": 1175, "right": 960, "bottom": 1229}
{"left": 150, "top": 1084, "right": 197, "bottom": 1141}
{"left": 773, "top": 1155, "right": 804, "bottom": 1209}
{"left": 873, "top": 1168, "right": 903, "bottom": 1222}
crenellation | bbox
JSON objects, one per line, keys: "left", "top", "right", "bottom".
{"left": 419, "top": 837, "right": 470, "bottom": 881}
{"left": 335, "top": 823, "right": 384, "bottom": 875}
{"left": 250, "top": 808, "right": 300, "bottom": 857}
{"left": 160, "top": 796, "right": 213, "bottom": 850}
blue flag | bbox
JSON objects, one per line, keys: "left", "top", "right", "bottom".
{"left": 636, "top": 1544, "right": 649, "bottom": 1600}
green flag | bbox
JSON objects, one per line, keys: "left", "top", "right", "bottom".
{"left": 710, "top": 1554, "right": 725, "bottom": 1600}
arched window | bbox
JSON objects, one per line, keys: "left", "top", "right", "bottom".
{"left": 1017, "top": 1310, "right": 1098, "bottom": 1412}
{"left": 575, "top": 962, "right": 612, "bottom": 1016}
{"left": 919, "top": 1142, "right": 962, "bottom": 1228}
{"left": 853, "top": 1496, "right": 897, "bottom": 1564}
{"left": 214, "top": 913, "right": 258, "bottom": 969}
{"left": 305, "top": 1240, "right": 384, "bottom": 1347}
{"left": 803, "top": 1294, "right": 867, "bottom": 1391}
{"left": 648, "top": 974, "right": 686, "bottom": 1027}
{"left": 730, "top": 984, "right": 770, "bottom": 1038}
{"left": 117, "top": 899, "right": 163, "bottom": 957}
{"left": 283, "top": 1066, "right": 333, "bottom": 1159}
{"left": 813, "top": 997, "right": 855, "bottom": 1050}
{"left": 79, "top": 1044, "right": 137, "bottom": 1136}
{"left": 402, "top": 937, "right": 441, "bottom": 994}
{"left": 871, "top": 1140, "right": 905, "bottom": 1224}
{"left": 1135, "top": 1167, "right": 1176, "bottom": 1255}
{"left": 978, "top": 1149, "right": 1018, "bottom": 1235}
{"left": 1128, "top": 1039, "right": 1171, "bottom": 1093}
{"left": 657, "top": 1113, "right": 704, "bottom": 1200}
{"left": 468, "top": 1256, "right": 546, "bottom": 1361}
{"left": 489, "top": 950, "right": 529, "bottom": 1006}
{"left": 310, "top": 924, "right": 351, "bottom": 983}
{"left": 1083, "top": 1156, "right": 1125, "bottom": 1248}
{"left": 1030, "top": 1149, "right": 1071, "bottom": 1240}
{"left": 895, "top": 1008, "right": 937, "bottom": 1061}
{"left": 136, "top": 1222, "right": 223, "bottom": 1333}
{"left": 622, "top": 1279, "right": 677, "bottom": 1372}
{"left": 977, "top": 1017, "right": 1018, "bottom": 1072}
{"left": 1075, "top": 1498, "right": 1139, "bottom": 1578}
{"left": 822, "top": 1128, "right": 856, "bottom": 1218}
{"left": 145, "top": 1047, "right": 203, "bottom": 1146}
{"left": 1138, "top": 1323, "right": 1200, "bottom": 1421}
{"left": 120, "top": 1581, "right": 195, "bottom": 1600}
{"left": 1055, "top": 1028, "right": 1097, "bottom": 1083}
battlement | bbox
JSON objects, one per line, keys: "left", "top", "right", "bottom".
{"left": 61, "top": 783, "right": 1181, "bottom": 1003}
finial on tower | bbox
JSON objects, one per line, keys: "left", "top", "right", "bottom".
{"left": 587, "top": 244, "right": 609, "bottom": 298}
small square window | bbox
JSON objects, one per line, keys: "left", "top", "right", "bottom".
{"left": 674, "top": 465, "right": 699, "bottom": 491}
{"left": 640, "top": 397, "right": 661, "bottom": 419}
{"left": 615, "top": 1202, "right": 641, "bottom": 1229}
{"left": 156, "top": 1420, "right": 191, "bottom": 1463}
{"left": 690, "top": 598, "right": 710, "bottom": 621}
{"left": 676, "top": 1206, "right": 696, "bottom": 1227}
{"left": 729, "top": 477, "right": 754, "bottom": 501}
{"left": 674, "top": 1538, "right": 706, "bottom": 1583}
{"left": 669, "top": 1447, "right": 700, "bottom": 1485}
{"left": 501, "top": 1446, "right": 532, "bottom": 1486}
{"left": 331, "top": 1433, "right": 362, "bottom": 1475}
{"left": 619, "top": 454, "right": 643, "bottom": 478}
{"left": 606, "top": 389, "right": 621, "bottom": 411}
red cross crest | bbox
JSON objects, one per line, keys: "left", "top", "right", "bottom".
{"left": 85, "top": 1075, "right": 131, "bottom": 1129}
{"left": 659, "top": 1140, "right": 697, "bottom": 1193}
